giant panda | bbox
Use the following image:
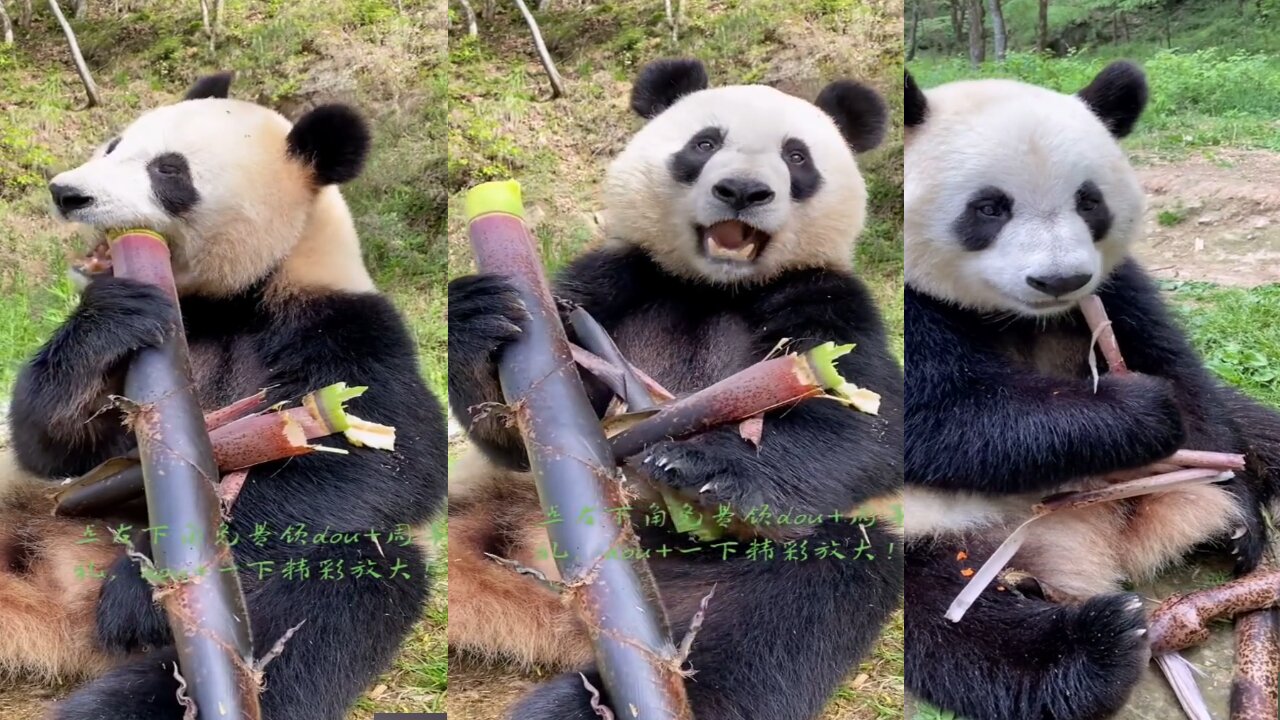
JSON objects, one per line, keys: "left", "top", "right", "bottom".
{"left": 0, "top": 73, "right": 446, "bottom": 719}
{"left": 448, "top": 58, "right": 904, "bottom": 720}
{"left": 902, "top": 63, "right": 1280, "bottom": 720}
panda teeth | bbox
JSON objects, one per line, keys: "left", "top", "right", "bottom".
{"left": 703, "top": 233, "right": 757, "bottom": 262}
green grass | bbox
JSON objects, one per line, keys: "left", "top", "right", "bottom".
{"left": 1156, "top": 205, "right": 1187, "bottom": 227}
{"left": 1167, "top": 282, "right": 1280, "bottom": 406}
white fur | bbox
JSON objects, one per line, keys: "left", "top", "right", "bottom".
{"left": 904, "top": 79, "right": 1145, "bottom": 317}
{"left": 604, "top": 85, "right": 865, "bottom": 284}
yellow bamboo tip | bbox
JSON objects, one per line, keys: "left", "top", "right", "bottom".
{"left": 465, "top": 180, "right": 524, "bottom": 222}
{"left": 106, "top": 228, "right": 167, "bottom": 245}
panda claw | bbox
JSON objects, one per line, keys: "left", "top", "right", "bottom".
{"left": 1232, "top": 526, "right": 1247, "bottom": 540}
{"left": 1125, "top": 598, "right": 1143, "bottom": 612}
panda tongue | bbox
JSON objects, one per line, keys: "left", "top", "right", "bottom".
{"left": 707, "top": 220, "right": 750, "bottom": 250}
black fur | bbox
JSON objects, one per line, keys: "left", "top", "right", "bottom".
{"left": 907, "top": 536, "right": 1149, "bottom": 720}
{"left": 450, "top": 247, "right": 904, "bottom": 718}
{"left": 183, "top": 71, "right": 234, "bottom": 101}
{"left": 905, "top": 261, "right": 1280, "bottom": 719}
{"left": 286, "top": 104, "right": 371, "bottom": 186}
{"left": 669, "top": 126, "right": 723, "bottom": 185}
{"left": 814, "top": 79, "right": 888, "bottom": 153}
{"left": 630, "top": 58, "right": 710, "bottom": 119}
{"left": 17, "top": 276, "right": 447, "bottom": 720}
{"left": 147, "top": 152, "right": 200, "bottom": 216}
{"left": 1076, "top": 180, "right": 1114, "bottom": 242}
{"left": 1077, "top": 61, "right": 1148, "bottom": 139}
{"left": 905, "top": 71, "right": 927, "bottom": 128}
{"left": 952, "top": 186, "right": 1013, "bottom": 252}
{"left": 783, "top": 138, "right": 823, "bottom": 200}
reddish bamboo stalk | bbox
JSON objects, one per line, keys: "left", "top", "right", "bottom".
{"left": 110, "top": 229, "right": 259, "bottom": 719}
{"left": 1080, "top": 294, "right": 1128, "bottom": 374}
{"left": 1149, "top": 569, "right": 1280, "bottom": 654}
{"left": 1230, "top": 609, "right": 1280, "bottom": 719}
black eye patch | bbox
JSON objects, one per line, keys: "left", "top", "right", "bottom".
{"left": 783, "top": 138, "right": 823, "bottom": 201}
{"left": 147, "top": 152, "right": 199, "bottom": 216}
{"left": 669, "top": 126, "right": 723, "bottom": 185}
{"left": 1075, "top": 180, "right": 1113, "bottom": 242}
{"left": 953, "top": 186, "right": 1013, "bottom": 251}
{"left": 105, "top": 137, "right": 121, "bottom": 155}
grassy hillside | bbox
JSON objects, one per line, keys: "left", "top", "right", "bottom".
{"left": 0, "top": 1, "right": 447, "bottom": 717}
{"left": 446, "top": 2, "right": 904, "bottom": 719}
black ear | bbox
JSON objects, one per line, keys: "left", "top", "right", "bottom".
{"left": 1077, "top": 61, "right": 1147, "bottom": 138}
{"left": 286, "top": 104, "right": 370, "bottom": 185}
{"left": 631, "top": 59, "right": 709, "bottom": 119}
{"left": 905, "top": 71, "right": 927, "bottom": 128}
{"left": 815, "top": 80, "right": 888, "bottom": 153}
{"left": 183, "top": 72, "right": 234, "bottom": 101}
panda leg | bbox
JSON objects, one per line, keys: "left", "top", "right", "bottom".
{"left": 508, "top": 523, "right": 903, "bottom": 720}
{"left": 48, "top": 539, "right": 429, "bottom": 720}
{"left": 905, "top": 538, "right": 1149, "bottom": 720}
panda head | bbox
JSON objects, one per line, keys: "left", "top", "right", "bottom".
{"left": 604, "top": 59, "right": 888, "bottom": 285}
{"left": 904, "top": 62, "right": 1148, "bottom": 316}
{"left": 47, "top": 72, "right": 373, "bottom": 298}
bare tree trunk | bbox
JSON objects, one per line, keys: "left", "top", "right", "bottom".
{"left": 49, "top": 0, "right": 101, "bottom": 108}
{"left": 1037, "top": 0, "right": 1049, "bottom": 52}
{"left": 71, "top": 0, "right": 83, "bottom": 17}
{"left": 457, "top": 0, "right": 476, "bottom": 36}
{"left": 986, "top": 0, "right": 1006, "bottom": 61}
{"left": 1163, "top": 0, "right": 1173, "bottom": 48}
{"left": 213, "top": 0, "right": 222, "bottom": 48}
{"left": 0, "top": 0, "right": 12, "bottom": 44}
{"left": 907, "top": 0, "right": 921, "bottom": 61}
{"left": 198, "top": 0, "right": 211, "bottom": 48}
{"left": 513, "top": 0, "right": 565, "bottom": 99}
{"left": 967, "top": 0, "right": 984, "bottom": 69}
{"left": 950, "top": 0, "right": 964, "bottom": 48}
{"left": 664, "top": 0, "right": 677, "bottom": 42}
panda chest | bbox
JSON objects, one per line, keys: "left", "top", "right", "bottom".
{"left": 609, "top": 308, "right": 758, "bottom": 396}
{"left": 187, "top": 335, "right": 271, "bottom": 410}
{"left": 995, "top": 327, "right": 1093, "bottom": 380}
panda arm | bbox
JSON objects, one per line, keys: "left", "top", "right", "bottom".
{"left": 10, "top": 277, "right": 177, "bottom": 478}
{"left": 1100, "top": 261, "right": 1230, "bottom": 427}
{"left": 638, "top": 271, "right": 903, "bottom": 515}
{"left": 238, "top": 294, "right": 446, "bottom": 530}
{"left": 904, "top": 289, "right": 1185, "bottom": 494}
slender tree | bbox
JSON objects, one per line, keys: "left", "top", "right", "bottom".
{"left": 1037, "top": 0, "right": 1050, "bottom": 52}
{"left": 0, "top": 0, "right": 13, "bottom": 44}
{"left": 986, "top": 0, "right": 1006, "bottom": 61}
{"left": 907, "top": 0, "right": 921, "bottom": 61}
{"left": 513, "top": 0, "right": 565, "bottom": 98}
{"left": 48, "top": 0, "right": 100, "bottom": 107}
{"left": 967, "top": 0, "right": 985, "bottom": 68}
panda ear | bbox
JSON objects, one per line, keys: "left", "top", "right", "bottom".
{"left": 631, "top": 59, "right": 709, "bottom": 119}
{"left": 287, "top": 104, "right": 370, "bottom": 186}
{"left": 1077, "top": 61, "right": 1147, "bottom": 138}
{"left": 183, "top": 72, "right": 234, "bottom": 101}
{"left": 905, "top": 71, "right": 927, "bottom": 128}
{"left": 815, "top": 80, "right": 887, "bottom": 153}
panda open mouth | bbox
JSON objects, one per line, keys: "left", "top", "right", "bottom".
{"left": 71, "top": 239, "right": 112, "bottom": 278}
{"left": 698, "top": 220, "right": 772, "bottom": 263}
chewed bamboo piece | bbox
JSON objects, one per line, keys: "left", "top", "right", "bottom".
{"left": 1156, "top": 653, "right": 1214, "bottom": 720}
{"left": 944, "top": 468, "right": 1235, "bottom": 623}
{"left": 53, "top": 383, "right": 394, "bottom": 517}
{"left": 1080, "top": 294, "right": 1128, "bottom": 375}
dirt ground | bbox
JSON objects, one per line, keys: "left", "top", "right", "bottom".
{"left": 1133, "top": 149, "right": 1280, "bottom": 286}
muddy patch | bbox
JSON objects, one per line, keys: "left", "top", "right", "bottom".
{"left": 1134, "top": 150, "right": 1280, "bottom": 286}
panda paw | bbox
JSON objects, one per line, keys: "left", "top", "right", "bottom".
{"left": 1227, "top": 500, "right": 1268, "bottom": 575}
{"left": 46, "top": 649, "right": 183, "bottom": 720}
{"left": 633, "top": 429, "right": 768, "bottom": 513}
{"left": 505, "top": 671, "right": 608, "bottom": 720}
{"left": 447, "top": 274, "right": 527, "bottom": 388}
{"left": 95, "top": 552, "right": 173, "bottom": 654}
{"left": 73, "top": 276, "right": 177, "bottom": 358}
{"left": 1067, "top": 592, "right": 1151, "bottom": 672}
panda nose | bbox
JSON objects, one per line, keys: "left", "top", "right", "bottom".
{"left": 1025, "top": 273, "right": 1093, "bottom": 297}
{"left": 712, "top": 178, "right": 775, "bottom": 211}
{"left": 49, "top": 184, "right": 95, "bottom": 213}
